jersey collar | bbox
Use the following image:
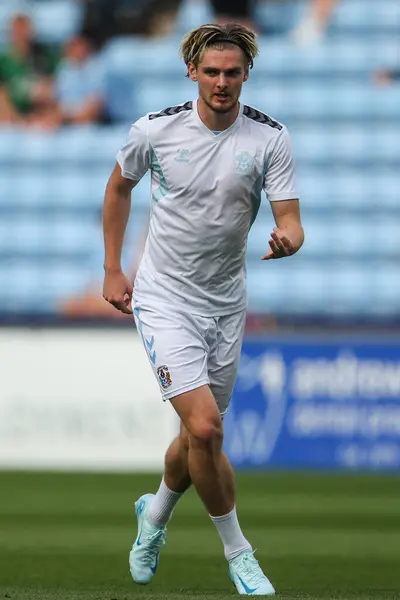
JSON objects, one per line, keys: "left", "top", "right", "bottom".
{"left": 193, "top": 98, "right": 243, "bottom": 139}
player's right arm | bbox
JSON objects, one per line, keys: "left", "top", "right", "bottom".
{"left": 102, "top": 116, "right": 150, "bottom": 314}
{"left": 102, "top": 163, "right": 139, "bottom": 314}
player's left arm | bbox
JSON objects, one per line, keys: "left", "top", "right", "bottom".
{"left": 262, "top": 126, "right": 304, "bottom": 260}
{"left": 262, "top": 198, "right": 304, "bottom": 260}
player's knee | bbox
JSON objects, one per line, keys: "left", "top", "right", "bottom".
{"left": 189, "top": 418, "right": 223, "bottom": 447}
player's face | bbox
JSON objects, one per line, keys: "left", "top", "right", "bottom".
{"left": 189, "top": 47, "right": 249, "bottom": 114}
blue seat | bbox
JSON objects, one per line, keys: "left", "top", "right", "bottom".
{"left": 103, "top": 37, "right": 183, "bottom": 79}
{"left": 0, "top": 217, "right": 98, "bottom": 256}
{"left": 246, "top": 260, "right": 335, "bottom": 314}
{"left": 298, "top": 217, "right": 378, "bottom": 259}
{"left": 254, "top": 0, "right": 301, "bottom": 34}
{"left": 0, "top": 4, "right": 18, "bottom": 46}
{"left": 244, "top": 83, "right": 400, "bottom": 120}
{"left": 3, "top": 263, "right": 44, "bottom": 308}
{"left": 175, "top": 0, "right": 214, "bottom": 34}
{"left": 370, "top": 266, "right": 400, "bottom": 314}
{"left": 297, "top": 168, "right": 399, "bottom": 211}
{"left": 246, "top": 261, "right": 376, "bottom": 315}
{"left": 0, "top": 219, "right": 45, "bottom": 255}
{"left": 48, "top": 219, "right": 99, "bottom": 254}
{"left": 31, "top": 0, "right": 83, "bottom": 44}
{"left": 133, "top": 80, "right": 194, "bottom": 119}
{"left": 47, "top": 171, "right": 106, "bottom": 209}
{"left": 42, "top": 263, "right": 91, "bottom": 298}
{"left": 252, "top": 38, "right": 399, "bottom": 78}
{"left": 51, "top": 126, "right": 123, "bottom": 166}
{"left": 0, "top": 126, "right": 127, "bottom": 167}
{"left": 0, "top": 174, "right": 13, "bottom": 208}
{"left": 1, "top": 259, "right": 91, "bottom": 311}
{"left": 291, "top": 126, "right": 400, "bottom": 167}
{"left": 13, "top": 174, "right": 49, "bottom": 208}
{"left": 0, "top": 128, "right": 26, "bottom": 165}
{"left": 0, "top": 220, "right": 13, "bottom": 252}
{"left": 4, "top": 130, "right": 56, "bottom": 165}
{"left": 330, "top": 0, "right": 400, "bottom": 33}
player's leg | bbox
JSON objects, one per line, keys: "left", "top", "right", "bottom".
{"left": 146, "top": 389, "right": 234, "bottom": 528}
{"left": 150, "top": 420, "right": 239, "bottom": 524}
{"left": 163, "top": 422, "right": 191, "bottom": 493}
{"left": 169, "top": 384, "right": 254, "bottom": 562}
{"left": 170, "top": 384, "right": 234, "bottom": 514}
{"left": 170, "top": 384, "right": 274, "bottom": 595}
{"left": 208, "top": 310, "right": 275, "bottom": 595}
{"left": 129, "top": 302, "right": 210, "bottom": 584}
{"left": 129, "top": 427, "right": 191, "bottom": 585}
{"left": 147, "top": 422, "right": 191, "bottom": 528}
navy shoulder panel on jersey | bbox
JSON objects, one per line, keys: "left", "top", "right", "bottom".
{"left": 148, "top": 101, "right": 193, "bottom": 120}
{"left": 243, "top": 105, "right": 282, "bottom": 130}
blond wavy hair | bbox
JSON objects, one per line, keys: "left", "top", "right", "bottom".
{"left": 180, "top": 23, "right": 259, "bottom": 75}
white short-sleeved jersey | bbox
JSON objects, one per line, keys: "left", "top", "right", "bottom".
{"left": 117, "top": 99, "right": 298, "bottom": 316}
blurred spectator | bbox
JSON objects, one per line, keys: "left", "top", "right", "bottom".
{"left": 53, "top": 34, "right": 109, "bottom": 126}
{"left": 373, "top": 68, "right": 400, "bottom": 87}
{"left": 210, "top": 0, "right": 256, "bottom": 31}
{"left": 81, "top": 0, "right": 257, "bottom": 40}
{"left": 80, "top": 0, "right": 120, "bottom": 49}
{"left": 119, "top": 0, "right": 182, "bottom": 37}
{"left": 0, "top": 14, "right": 59, "bottom": 125}
{"left": 127, "top": 0, "right": 258, "bottom": 37}
{"left": 292, "top": 0, "right": 340, "bottom": 45}
{"left": 81, "top": 0, "right": 151, "bottom": 47}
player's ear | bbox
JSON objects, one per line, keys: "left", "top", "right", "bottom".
{"left": 243, "top": 68, "right": 249, "bottom": 82}
{"left": 188, "top": 62, "right": 198, "bottom": 82}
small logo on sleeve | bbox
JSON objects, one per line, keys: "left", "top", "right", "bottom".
{"left": 157, "top": 365, "right": 172, "bottom": 389}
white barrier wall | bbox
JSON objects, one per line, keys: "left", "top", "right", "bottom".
{"left": 0, "top": 329, "right": 178, "bottom": 470}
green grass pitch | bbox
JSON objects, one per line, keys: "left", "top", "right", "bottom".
{"left": 0, "top": 471, "right": 400, "bottom": 600}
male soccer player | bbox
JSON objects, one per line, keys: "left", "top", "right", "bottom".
{"left": 102, "top": 23, "right": 304, "bottom": 596}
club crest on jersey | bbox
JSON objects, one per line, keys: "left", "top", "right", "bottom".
{"left": 235, "top": 150, "right": 255, "bottom": 175}
{"left": 157, "top": 365, "right": 172, "bottom": 389}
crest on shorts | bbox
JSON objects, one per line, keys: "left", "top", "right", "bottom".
{"left": 157, "top": 365, "right": 172, "bottom": 389}
{"left": 235, "top": 150, "right": 255, "bottom": 175}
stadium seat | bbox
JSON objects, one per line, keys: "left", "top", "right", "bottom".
{"left": 291, "top": 126, "right": 400, "bottom": 167}
{"left": 103, "top": 37, "right": 184, "bottom": 79}
{"left": 248, "top": 215, "right": 400, "bottom": 261}
{"left": 296, "top": 168, "right": 399, "bottom": 211}
{"left": 0, "top": 126, "right": 126, "bottom": 167}
{"left": 254, "top": 0, "right": 301, "bottom": 34}
{"left": 126, "top": 80, "right": 194, "bottom": 121}
{"left": 242, "top": 84, "right": 400, "bottom": 121}
{"left": 330, "top": 0, "right": 400, "bottom": 34}
{"left": 175, "top": 0, "right": 214, "bottom": 34}
{"left": 0, "top": 216, "right": 97, "bottom": 256}
{"left": 0, "top": 4, "right": 19, "bottom": 46}
{"left": 31, "top": 0, "right": 83, "bottom": 44}
{"left": 249, "top": 39, "right": 399, "bottom": 81}
{"left": 246, "top": 261, "right": 374, "bottom": 315}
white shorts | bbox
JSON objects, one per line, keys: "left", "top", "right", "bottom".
{"left": 133, "top": 299, "right": 246, "bottom": 415}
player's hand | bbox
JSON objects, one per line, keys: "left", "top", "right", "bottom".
{"left": 261, "top": 227, "right": 295, "bottom": 260}
{"left": 102, "top": 269, "right": 133, "bottom": 314}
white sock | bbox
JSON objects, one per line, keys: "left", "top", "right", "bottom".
{"left": 148, "top": 478, "right": 183, "bottom": 527}
{"left": 210, "top": 506, "right": 252, "bottom": 561}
